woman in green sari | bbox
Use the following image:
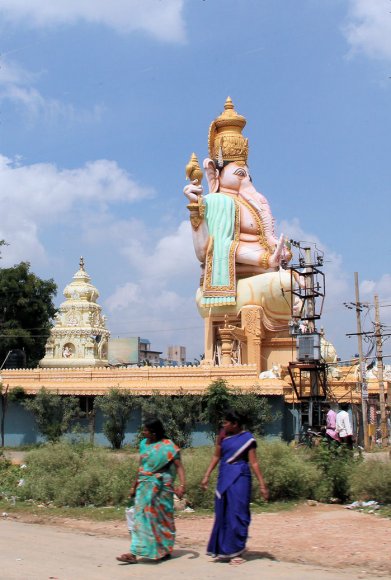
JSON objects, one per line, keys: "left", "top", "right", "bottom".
{"left": 116, "top": 418, "right": 186, "bottom": 564}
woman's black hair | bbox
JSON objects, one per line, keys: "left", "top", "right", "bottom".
{"left": 143, "top": 417, "right": 166, "bottom": 441}
{"left": 223, "top": 408, "right": 245, "bottom": 428}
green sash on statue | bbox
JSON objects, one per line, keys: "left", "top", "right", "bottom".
{"left": 201, "top": 194, "right": 239, "bottom": 306}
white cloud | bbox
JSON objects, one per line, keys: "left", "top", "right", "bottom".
{"left": 0, "top": 58, "right": 104, "bottom": 123}
{"left": 0, "top": 154, "right": 155, "bottom": 265}
{"left": 121, "top": 220, "right": 197, "bottom": 282}
{"left": 0, "top": 0, "right": 186, "bottom": 43}
{"left": 103, "top": 219, "right": 202, "bottom": 358}
{"left": 106, "top": 282, "right": 143, "bottom": 311}
{"left": 344, "top": 0, "right": 391, "bottom": 61}
{"left": 360, "top": 279, "right": 376, "bottom": 295}
{"left": 104, "top": 220, "right": 200, "bottom": 313}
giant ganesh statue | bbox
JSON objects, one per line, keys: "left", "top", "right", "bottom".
{"left": 184, "top": 97, "right": 295, "bottom": 370}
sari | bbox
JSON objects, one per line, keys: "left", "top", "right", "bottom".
{"left": 130, "top": 437, "right": 180, "bottom": 560}
{"left": 207, "top": 431, "right": 256, "bottom": 558}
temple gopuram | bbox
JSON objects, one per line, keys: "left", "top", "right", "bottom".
{"left": 40, "top": 258, "right": 110, "bottom": 369}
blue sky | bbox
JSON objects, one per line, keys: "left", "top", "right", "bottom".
{"left": 0, "top": 0, "right": 390, "bottom": 362}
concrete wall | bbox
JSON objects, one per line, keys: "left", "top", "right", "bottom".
{"left": 1, "top": 396, "right": 293, "bottom": 448}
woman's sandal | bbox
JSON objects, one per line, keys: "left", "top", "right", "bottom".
{"left": 116, "top": 553, "right": 137, "bottom": 564}
{"left": 229, "top": 556, "right": 246, "bottom": 566}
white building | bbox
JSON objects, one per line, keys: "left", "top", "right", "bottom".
{"left": 40, "top": 258, "right": 110, "bottom": 368}
{"left": 167, "top": 345, "right": 187, "bottom": 365}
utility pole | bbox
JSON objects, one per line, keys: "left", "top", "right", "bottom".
{"left": 354, "top": 272, "right": 369, "bottom": 450}
{"left": 374, "top": 294, "right": 388, "bottom": 446}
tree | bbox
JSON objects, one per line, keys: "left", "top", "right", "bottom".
{"left": 202, "top": 379, "right": 276, "bottom": 437}
{"left": 201, "top": 379, "right": 233, "bottom": 436}
{"left": 230, "top": 387, "right": 276, "bottom": 436}
{"left": 140, "top": 391, "right": 202, "bottom": 448}
{"left": 22, "top": 388, "right": 81, "bottom": 443}
{"left": 94, "top": 389, "right": 140, "bottom": 449}
{"left": 0, "top": 260, "right": 57, "bottom": 367}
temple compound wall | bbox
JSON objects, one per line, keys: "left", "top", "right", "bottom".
{"left": 0, "top": 365, "right": 290, "bottom": 446}
{"left": 1, "top": 364, "right": 387, "bottom": 447}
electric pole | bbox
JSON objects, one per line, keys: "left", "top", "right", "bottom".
{"left": 354, "top": 272, "right": 369, "bottom": 450}
{"left": 374, "top": 294, "right": 388, "bottom": 446}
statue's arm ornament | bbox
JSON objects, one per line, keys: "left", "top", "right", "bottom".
{"left": 184, "top": 152, "right": 205, "bottom": 230}
{"left": 184, "top": 153, "right": 210, "bottom": 262}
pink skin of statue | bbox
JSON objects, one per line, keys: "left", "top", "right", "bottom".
{"left": 183, "top": 159, "right": 288, "bottom": 275}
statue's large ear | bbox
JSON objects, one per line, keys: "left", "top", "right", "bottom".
{"left": 203, "top": 158, "right": 219, "bottom": 193}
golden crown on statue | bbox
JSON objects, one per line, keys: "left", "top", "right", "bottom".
{"left": 208, "top": 97, "right": 249, "bottom": 167}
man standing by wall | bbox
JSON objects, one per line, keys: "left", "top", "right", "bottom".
{"left": 324, "top": 403, "right": 340, "bottom": 445}
{"left": 336, "top": 403, "right": 353, "bottom": 449}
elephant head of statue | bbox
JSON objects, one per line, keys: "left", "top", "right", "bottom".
{"left": 203, "top": 158, "right": 257, "bottom": 197}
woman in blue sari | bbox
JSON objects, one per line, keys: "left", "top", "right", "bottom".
{"left": 201, "top": 409, "right": 269, "bottom": 565}
{"left": 117, "top": 418, "right": 186, "bottom": 564}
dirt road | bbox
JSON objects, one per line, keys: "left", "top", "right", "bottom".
{"left": 1, "top": 503, "right": 391, "bottom": 579}
{"left": 0, "top": 519, "right": 384, "bottom": 580}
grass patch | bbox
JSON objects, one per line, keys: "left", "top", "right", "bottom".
{"left": 258, "top": 440, "right": 322, "bottom": 501}
{"left": 10, "top": 442, "right": 139, "bottom": 507}
{"left": 250, "top": 499, "right": 298, "bottom": 514}
{"left": 350, "top": 459, "right": 391, "bottom": 504}
{"left": 377, "top": 505, "right": 391, "bottom": 519}
{"left": 0, "top": 500, "right": 125, "bottom": 522}
{"left": 0, "top": 498, "right": 297, "bottom": 523}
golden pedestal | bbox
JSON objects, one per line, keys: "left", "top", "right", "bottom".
{"left": 202, "top": 306, "right": 295, "bottom": 373}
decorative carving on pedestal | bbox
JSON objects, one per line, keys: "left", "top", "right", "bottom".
{"left": 217, "top": 316, "right": 235, "bottom": 366}
{"left": 241, "top": 306, "right": 264, "bottom": 339}
{"left": 241, "top": 306, "right": 264, "bottom": 373}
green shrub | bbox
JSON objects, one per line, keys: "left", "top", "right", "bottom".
{"left": 22, "top": 389, "right": 81, "bottom": 443}
{"left": 310, "top": 442, "right": 361, "bottom": 502}
{"left": 139, "top": 392, "right": 202, "bottom": 448}
{"left": 201, "top": 380, "right": 277, "bottom": 438}
{"left": 183, "top": 441, "right": 322, "bottom": 507}
{"left": 257, "top": 440, "right": 322, "bottom": 501}
{"left": 94, "top": 389, "right": 140, "bottom": 450}
{"left": 350, "top": 460, "right": 391, "bottom": 504}
{"left": 201, "top": 380, "right": 233, "bottom": 436}
{"left": 0, "top": 452, "right": 21, "bottom": 498}
{"left": 11, "top": 440, "right": 326, "bottom": 509}
{"left": 18, "top": 442, "right": 138, "bottom": 506}
{"left": 10, "top": 439, "right": 391, "bottom": 511}
{"left": 181, "top": 446, "right": 217, "bottom": 509}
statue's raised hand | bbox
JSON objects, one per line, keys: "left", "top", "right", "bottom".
{"left": 184, "top": 179, "right": 203, "bottom": 204}
{"left": 269, "top": 234, "right": 286, "bottom": 269}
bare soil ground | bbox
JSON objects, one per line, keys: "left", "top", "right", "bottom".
{"left": 5, "top": 502, "right": 391, "bottom": 577}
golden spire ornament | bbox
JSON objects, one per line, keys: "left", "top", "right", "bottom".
{"left": 185, "top": 152, "right": 203, "bottom": 184}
